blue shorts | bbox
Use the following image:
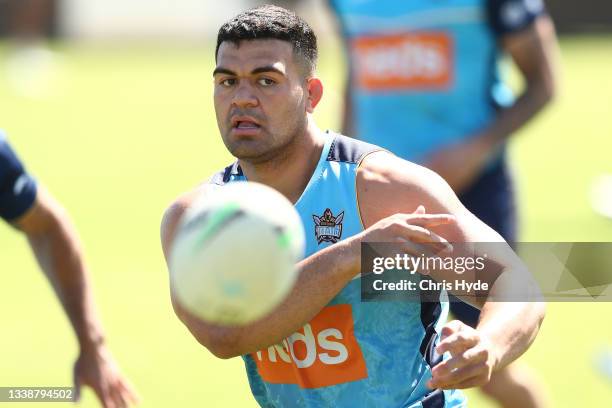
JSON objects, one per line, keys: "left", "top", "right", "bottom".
{"left": 450, "top": 157, "right": 516, "bottom": 327}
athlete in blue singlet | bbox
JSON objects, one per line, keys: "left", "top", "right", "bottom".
{"left": 210, "top": 132, "right": 465, "bottom": 407}
{"left": 162, "top": 6, "right": 545, "bottom": 408}
{"left": 328, "top": 1, "right": 558, "bottom": 406}
{"left": 0, "top": 131, "right": 138, "bottom": 407}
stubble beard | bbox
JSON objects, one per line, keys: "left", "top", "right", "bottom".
{"left": 228, "top": 114, "right": 307, "bottom": 167}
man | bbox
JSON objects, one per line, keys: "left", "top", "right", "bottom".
{"left": 326, "top": 0, "right": 558, "bottom": 406}
{"left": 0, "top": 131, "right": 139, "bottom": 408}
{"left": 162, "top": 6, "right": 544, "bottom": 407}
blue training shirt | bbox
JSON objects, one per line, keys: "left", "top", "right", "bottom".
{"left": 209, "top": 132, "right": 466, "bottom": 407}
{"left": 329, "top": 0, "right": 546, "bottom": 162}
{"left": 0, "top": 130, "right": 37, "bottom": 221}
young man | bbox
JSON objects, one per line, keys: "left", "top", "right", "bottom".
{"left": 162, "top": 6, "right": 544, "bottom": 407}
{"left": 325, "top": 1, "right": 558, "bottom": 406}
{"left": 0, "top": 131, "right": 138, "bottom": 408}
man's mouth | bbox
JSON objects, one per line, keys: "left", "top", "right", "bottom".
{"left": 231, "top": 116, "right": 263, "bottom": 135}
{"left": 234, "top": 120, "right": 260, "bottom": 129}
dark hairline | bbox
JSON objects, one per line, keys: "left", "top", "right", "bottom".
{"left": 215, "top": 6, "right": 318, "bottom": 77}
{"left": 215, "top": 38, "right": 314, "bottom": 77}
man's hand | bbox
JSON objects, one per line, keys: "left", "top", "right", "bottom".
{"left": 428, "top": 320, "right": 498, "bottom": 390}
{"left": 73, "top": 344, "right": 140, "bottom": 408}
{"left": 424, "top": 134, "right": 497, "bottom": 194}
{"left": 358, "top": 205, "right": 456, "bottom": 260}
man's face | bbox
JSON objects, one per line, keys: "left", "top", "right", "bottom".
{"left": 214, "top": 39, "right": 309, "bottom": 163}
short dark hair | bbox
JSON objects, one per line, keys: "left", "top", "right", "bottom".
{"left": 216, "top": 5, "right": 318, "bottom": 76}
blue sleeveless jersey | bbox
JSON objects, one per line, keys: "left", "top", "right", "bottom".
{"left": 329, "top": 0, "right": 545, "bottom": 162}
{"left": 210, "top": 132, "right": 466, "bottom": 407}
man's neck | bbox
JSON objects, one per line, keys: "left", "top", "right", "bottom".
{"left": 239, "top": 121, "right": 325, "bottom": 204}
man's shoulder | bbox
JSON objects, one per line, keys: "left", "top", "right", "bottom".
{"left": 163, "top": 181, "right": 222, "bottom": 222}
{"left": 356, "top": 150, "right": 462, "bottom": 225}
{"left": 357, "top": 149, "right": 436, "bottom": 188}
{"left": 161, "top": 182, "right": 224, "bottom": 256}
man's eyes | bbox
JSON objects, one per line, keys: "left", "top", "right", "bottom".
{"left": 217, "top": 77, "right": 277, "bottom": 87}
{"left": 220, "top": 78, "right": 236, "bottom": 87}
{"left": 257, "top": 77, "right": 276, "bottom": 86}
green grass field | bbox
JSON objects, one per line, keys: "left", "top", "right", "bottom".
{"left": 1, "top": 35, "right": 611, "bottom": 407}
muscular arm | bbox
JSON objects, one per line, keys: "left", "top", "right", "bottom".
{"left": 167, "top": 152, "right": 543, "bottom": 374}
{"left": 164, "top": 184, "right": 457, "bottom": 359}
{"left": 358, "top": 152, "right": 545, "bottom": 382}
{"left": 162, "top": 187, "right": 361, "bottom": 359}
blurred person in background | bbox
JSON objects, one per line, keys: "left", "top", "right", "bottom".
{"left": 325, "top": 0, "right": 559, "bottom": 407}
{"left": 0, "top": 131, "right": 139, "bottom": 408}
{"left": 1, "top": 0, "right": 57, "bottom": 42}
{"left": 1, "top": 0, "right": 60, "bottom": 97}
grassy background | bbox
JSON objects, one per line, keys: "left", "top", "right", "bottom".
{"left": 1, "top": 34, "right": 611, "bottom": 407}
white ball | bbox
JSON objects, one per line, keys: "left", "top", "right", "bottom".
{"left": 170, "top": 181, "right": 305, "bottom": 326}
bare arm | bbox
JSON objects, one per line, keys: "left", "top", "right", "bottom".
{"left": 163, "top": 185, "right": 454, "bottom": 359}
{"left": 13, "top": 187, "right": 138, "bottom": 407}
{"left": 14, "top": 187, "right": 104, "bottom": 350}
{"left": 162, "top": 187, "right": 361, "bottom": 359}
{"left": 425, "top": 15, "right": 560, "bottom": 192}
{"left": 487, "top": 14, "right": 560, "bottom": 143}
{"left": 358, "top": 152, "right": 545, "bottom": 388}
{"left": 166, "top": 152, "right": 543, "bottom": 381}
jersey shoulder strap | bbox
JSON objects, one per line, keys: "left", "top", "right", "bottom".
{"left": 326, "top": 133, "right": 385, "bottom": 165}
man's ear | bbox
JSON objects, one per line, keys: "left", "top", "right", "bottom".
{"left": 305, "top": 77, "right": 323, "bottom": 113}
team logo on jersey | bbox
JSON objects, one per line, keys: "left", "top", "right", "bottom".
{"left": 313, "top": 209, "right": 344, "bottom": 244}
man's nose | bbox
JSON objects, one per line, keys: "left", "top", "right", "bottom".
{"left": 232, "top": 81, "right": 258, "bottom": 108}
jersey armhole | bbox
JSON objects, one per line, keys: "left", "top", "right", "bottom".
{"left": 354, "top": 149, "right": 388, "bottom": 231}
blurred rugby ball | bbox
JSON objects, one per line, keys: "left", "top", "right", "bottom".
{"left": 170, "top": 181, "right": 305, "bottom": 326}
